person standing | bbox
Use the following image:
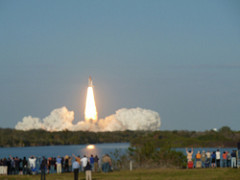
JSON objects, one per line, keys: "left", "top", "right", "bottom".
{"left": 0, "top": 159, "right": 3, "bottom": 175}
{"left": 56, "top": 156, "right": 62, "bottom": 173}
{"left": 201, "top": 150, "right": 206, "bottom": 168}
{"left": 72, "top": 154, "right": 80, "bottom": 163}
{"left": 40, "top": 157, "right": 47, "bottom": 180}
{"left": 72, "top": 159, "right": 80, "bottom": 180}
{"left": 18, "top": 158, "right": 23, "bottom": 175}
{"left": 89, "top": 155, "right": 94, "bottom": 170}
{"left": 106, "top": 154, "right": 112, "bottom": 172}
{"left": 14, "top": 157, "right": 20, "bottom": 175}
{"left": 206, "top": 151, "right": 211, "bottom": 168}
{"left": 61, "top": 157, "right": 64, "bottom": 173}
{"left": 9, "top": 156, "right": 15, "bottom": 175}
{"left": 84, "top": 161, "right": 92, "bottom": 180}
{"left": 216, "top": 149, "right": 221, "bottom": 167}
{"left": 80, "top": 155, "right": 88, "bottom": 172}
{"left": 227, "top": 151, "right": 231, "bottom": 167}
{"left": 211, "top": 151, "right": 216, "bottom": 168}
{"left": 186, "top": 148, "right": 193, "bottom": 162}
{"left": 231, "top": 150, "right": 236, "bottom": 168}
{"left": 64, "top": 155, "right": 69, "bottom": 172}
{"left": 195, "top": 151, "right": 202, "bottom": 168}
{"left": 222, "top": 151, "right": 227, "bottom": 167}
{"left": 3, "top": 158, "right": 8, "bottom": 175}
{"left": 50, "top": 157, "right": 56, "bottom": 174}
{"left": 185, "top": 148, "right": 193, "bottom": 169}
{"left": 28, "top": 156, "right": 37, "bottom": 174}
{"left": 94, "top": 155, "right": 99, "bottom": 172}
{"left": 68, "top": 157, "right": 72, "bottom": 172}
{"left": 23, "top": 157, "right": 28, "bottom": 175}
{"left": 101, "top": 154, "right": 112, "bottom": 172}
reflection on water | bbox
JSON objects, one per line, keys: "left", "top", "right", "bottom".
{"left": 82, "top": 145, "right": 98, "bottom": 156}
{"left": 86, "top": 145, "right": 95, "bottom": 150}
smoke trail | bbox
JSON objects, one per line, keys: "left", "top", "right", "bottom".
{"left": 15, "top": 107, "right": 161, "bottom": 131}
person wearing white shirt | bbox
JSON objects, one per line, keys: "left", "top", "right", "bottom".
{"left": 80, "top": 155, "right": 88, "bottom": 171}
{"left": 28, "top": 156, "right": 37, "bottom": 174}
{"left": 216, "top": 149, "right": 221, "bottom": 167}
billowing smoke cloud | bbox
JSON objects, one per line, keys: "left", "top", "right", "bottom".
{"left": 98, "top": 108, "right": 161, "bottom": 131}
{"left": 15, "top": 107, "right": 74, "bottom": 131}
{"left": 16, "top": 116, "right": 43, "bottom": 130}
{"left": 15, "top": 107, "right": 161, "bottom": 131}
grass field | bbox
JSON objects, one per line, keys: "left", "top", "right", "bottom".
{"left": 0, "top": 168, "right": 239, "bottom": 180}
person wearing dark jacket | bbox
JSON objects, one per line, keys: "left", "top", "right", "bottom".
{"left": 84, "top": 161, "right": 92, "bottom": 180}
{"left": 94, "top": 155, "right": 99, "bottom": 172}
{"left": 231, "top": 150, "right": 236, "bottom": 168}
{"left": 40, "top": 157, "right": 47, "bottom": 180}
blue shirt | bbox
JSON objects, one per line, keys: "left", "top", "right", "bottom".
{"left": 56, "top": 157, "right": 62, "bottom": 164}
{"left": 211, "top": 153, "right": 216, "bottom": 159}
{"left": 72, "top": 161, "right": 80, "bottom": 169}
{"left": 90, "top": 157, "right": 94, "bottom": 164}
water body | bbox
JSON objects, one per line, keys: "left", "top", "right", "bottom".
{"left": 0, "top": 143, "right": 130, "bottom": 158}
{"left": 0, "top": 143, "right": 237, "bottom": 160}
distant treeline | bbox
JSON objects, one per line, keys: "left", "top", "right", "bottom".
{"left": 0, "top": 126, "right": 239, "bottom": 148}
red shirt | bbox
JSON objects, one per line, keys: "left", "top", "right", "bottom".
{"left": 222, "top": 153, "right": 227, "bottom": 159}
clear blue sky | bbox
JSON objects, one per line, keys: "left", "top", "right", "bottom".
{"left": 0, "top": 0, "right": 240, "bottom": 131}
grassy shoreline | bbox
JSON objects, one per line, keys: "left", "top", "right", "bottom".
{"left": 0, "top": 168, "right": 239, "bottom": 180}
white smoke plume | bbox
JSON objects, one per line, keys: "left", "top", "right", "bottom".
{"left": 15, "top": 116, "right": 43, "bottom": 131}
{"left": 98, "top": 108, "right": 161, "bottom": 131}
{"left": 15, "top": 107, "right": 161, "bottom": 131}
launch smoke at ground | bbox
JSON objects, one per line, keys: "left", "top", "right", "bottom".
{"left": 15, "top": 107, "right": 161, "bottom": 131}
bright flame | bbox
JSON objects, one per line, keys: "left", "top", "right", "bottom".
{"left": 86, "top": 144, "right": 95, "bottom": 149}
{"left": 85, "top": 87, "right": 98, "bottom": 123}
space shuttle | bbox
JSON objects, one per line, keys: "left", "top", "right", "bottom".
{"left": 88, "top": 76, "right": 93, "bottom": 87}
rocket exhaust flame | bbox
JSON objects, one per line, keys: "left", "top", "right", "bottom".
{"left": 84, "top": 76, "right": 98, "bottom": 123}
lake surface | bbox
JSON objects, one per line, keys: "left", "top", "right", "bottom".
{"left": 0, "top": 143, "right": 130, "bottom": 158}
{"left": 0, "top": 143, "right": 237, "bottom": 160}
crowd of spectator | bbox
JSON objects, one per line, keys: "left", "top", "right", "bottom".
{"left": 186, "top": 148, "right": 239, "bottom": 168}
{"left": 0, "top": 153, "right": 112, "bottom": 177}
